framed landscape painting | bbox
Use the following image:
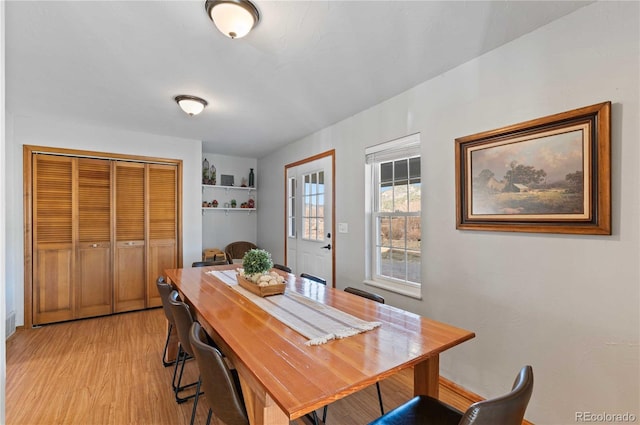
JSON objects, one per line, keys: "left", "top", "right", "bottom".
{"left": 455, "top": 101, "right": 611, "bottom": 234}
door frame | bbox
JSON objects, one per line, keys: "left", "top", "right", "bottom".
{"left": 284, "top": 149, "right": 336, "bottom": 287}
{"left": 23, "top": 145, "right": 183, "bottom": 328}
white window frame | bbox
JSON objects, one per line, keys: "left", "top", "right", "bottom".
{"left": 364, "top": 133, "right": 422, "bottom": 299}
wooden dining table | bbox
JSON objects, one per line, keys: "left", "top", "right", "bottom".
{"left": 164, "top": 264, "right": 475, "bottom": 425}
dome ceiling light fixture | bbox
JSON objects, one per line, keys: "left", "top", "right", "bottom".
{"left": 174, "top": 95, "right": 208, "bottom": 116}
{"left": 205, "top": 0, "right": 260, "bottom": 39}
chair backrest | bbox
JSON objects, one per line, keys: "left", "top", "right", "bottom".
{"left": 156, "top": 276, "right": 175, "bottom": 324}
{"left": 344, "top": 287, "right": 385, "bottom": 304}
{"left": 300, "top": 273, "right": 326, "bottom": 285}
{"left": 459, "top": 365, "right": 534, "bottom": 425}
{"left": 168, "top": 290, "right": 195, "bottom": 356}
{"left": 189, "top": 322, "right": 249, "bottom": 425}
{"left": 224, "top": 241, "right": 258, "bottom": 264}
{"left": 273, "top": 264, "right": 292, "bottom": 273}
{"left": 192, "top": 260, "right": 225, "bottom": 267}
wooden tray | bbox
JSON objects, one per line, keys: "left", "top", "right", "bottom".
{"left": 236, "top": 274, "right": 285, "bottom": 297}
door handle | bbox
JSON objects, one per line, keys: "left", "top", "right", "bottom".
{"left": 321, "top": 244, "right": 331, "bottom": 250}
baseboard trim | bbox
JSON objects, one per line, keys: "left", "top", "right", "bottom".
{"left": 440, "top": 376, "right": 533, "bottom": 425}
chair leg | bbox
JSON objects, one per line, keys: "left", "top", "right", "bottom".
{"left": 172, "top": 348, "right": 198, "bottom": 404}
{"left": 190, "top": 377, "right": 202, "bottom": 425}
{"left": 322, "top": 405, "right": 328, "bottom": 423}
{"left": 162, "top": 323, "right": 175, "bottom": 368}
{"left": 375, "top": 382, "right": 384, "bottom": 415}
{"left": 205, "top": 408, "right": 213, "bottom": 425}
{"left": 171, "top": 345, "right": 183, "bottom": 391}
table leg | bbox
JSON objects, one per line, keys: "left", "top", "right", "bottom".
{"left": 413, "top": 354, "right": 440, "bottom": 398}
{"left": 238, "top": 375, "right": 289, "bottom": 425}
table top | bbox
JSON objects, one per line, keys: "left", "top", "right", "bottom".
{"left": 165, "top": 264, "right": 475, "bottom": 420}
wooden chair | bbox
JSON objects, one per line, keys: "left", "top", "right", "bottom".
{"left": 224, "top": 241, "right": 258, "bottom": 264}
{"left": 189, "top": 322, "right": 249, "bottom": 425}
{"left": 368, "top": 366, "right": 534, "bottom": 425}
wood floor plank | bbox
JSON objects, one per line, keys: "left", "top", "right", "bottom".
{"left": 6, "top": 308, "right": 483, "bottom": 425}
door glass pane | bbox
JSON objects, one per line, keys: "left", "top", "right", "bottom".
{"left": 302, "top": 171, "right": 325, "bottom": 241}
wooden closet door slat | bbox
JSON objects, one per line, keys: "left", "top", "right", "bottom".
{"left": 76, "top": 158, "right": 113, "bottom": 318}
{"left": 147, "top": 164, "right": 177, "bottom": 307}
{"left": 33, "top": 155, "right": 75, "bottom": 324}
{"left": 114, "top": 162, "right": 145, "bottom": 312}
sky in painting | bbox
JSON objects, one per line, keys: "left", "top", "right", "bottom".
{"left": 471, "top": 129, "right": 584, "bottom": 184}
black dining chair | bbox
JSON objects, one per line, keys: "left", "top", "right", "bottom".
{"left": 273, "top": 264, "right": 292, "bottom": 273}
{"left": 344, "top": 286, "right": 385, "bottom": 304}
{"left": 192, "top": 260, "right": 225, "bottom": 267}
{"left": 343, "top": 287, "right": 385, "bottom": 418}
{"left": 168, "top": 290, "right": 201, "bottom": 405}
{"left": 367, "top": 365, "right": 534, "bottom": 425}
{"left": 189, "top": 322, "right": 249, "bottom": 425}
{"left": 156, "top": 276, "right": 176, "bottom": 368}
{"left": 300, "top": 273, "right": 326, "bottom": 286}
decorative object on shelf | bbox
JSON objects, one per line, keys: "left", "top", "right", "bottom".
{"left": 202, "top": 201, "right": 209, "bottom": 207}
{"left": 210, "top": 164, "right": 216, "bottom": 185}
{"left": 212, "top": 199, "right": 218, "bottom": 207}
{"left": 236, "top": 249, "right": 285, "bottom": 297}
{"left": 230, "top": 199, "right": 237, "bottom": 208}
{"left": 241, "top": 177, "right": 247, "bottom": 187}
{"left": 221, "top": 174, "right": 234, "bottom": 186}
{"left": 455, "top": 101, "right": 611, "bottom": 235}
{"left": 202, "top": 158, "right": 210, "bottom": 184}
{"left": 175, "top": 94, "right": 208, "bottom": 116}
{"left": 247, "top": 198, "right": 255, "bottom": 208}
{"left": 224, "top": 202, "right": 230, "bottom": 208}
{"left": 249, "top": 168, "right": 255, "bottom": 187}
{"left": 205, "top": 0, "right": 260, "bottom": 40}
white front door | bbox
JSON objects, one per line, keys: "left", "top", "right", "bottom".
{"left": 286, "top": 154, "right": 334, "bottom": 287}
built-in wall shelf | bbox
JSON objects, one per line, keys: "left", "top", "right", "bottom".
{"left": 202, "top": 184, "right": 257, "bottom": 213}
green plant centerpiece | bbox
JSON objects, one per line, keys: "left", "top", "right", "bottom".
{"left": 239, "top": 249, "right": 284, "bottom": 287}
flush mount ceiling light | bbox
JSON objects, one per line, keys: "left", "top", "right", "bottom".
{"left": 174, "top": 95, "right": 208, "bottom": 116}
{"left": 205, "top": 0, "right": 260, "bottom": 39}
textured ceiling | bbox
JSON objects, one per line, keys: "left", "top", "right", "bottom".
{"left": 5, "top": 1, "right": 591, "bottom": 158}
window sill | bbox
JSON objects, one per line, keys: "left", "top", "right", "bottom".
{"left": 364, "top": 279, "right": 422, "bottom": 300}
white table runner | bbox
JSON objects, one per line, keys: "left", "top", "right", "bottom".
{"left": 208, "top": 270, "right": 381, "bottom": 345}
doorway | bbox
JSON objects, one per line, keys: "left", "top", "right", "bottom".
{"left": 284, "top": 150, "right": 335, "bottom": 287}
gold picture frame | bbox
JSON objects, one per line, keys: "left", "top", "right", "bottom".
{"left": 455, "top": 101, "right": 611, "bottom": 235}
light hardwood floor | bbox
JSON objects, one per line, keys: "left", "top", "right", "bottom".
{"left": 6, "top": 308, "right": 475, "bottom": 425}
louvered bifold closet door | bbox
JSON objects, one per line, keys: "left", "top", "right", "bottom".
{"left": 33, "top": 155, "right": 75, "bottom": 325}
{"left": 147, "top": 164, "right": 178, "bottom": 308}
{"left": 114, "top": 162, "right": 146, "bottom": 313}
{"left": 76, "top": 158, "right": 113, "bottom": 318}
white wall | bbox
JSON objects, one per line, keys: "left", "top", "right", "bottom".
{"left": 1, "top": 0, "right": 7, "bottom": 419}
{"left": 258, "top": 2, "right": 639, "bottom": 424}
{"left": 5, "top": 113, "right": 203, "bottom": 327}
{"left": 201, "top": 153, "right": 258, "bottom": 253}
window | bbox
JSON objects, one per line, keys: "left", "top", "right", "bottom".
{"left": 365, "top": 134, "right": 421, "bottom": 298}
{"left": 302, "top": 171, "right": 325, "bottom": 241}
{"left": 287, "top": 176, "right": 296, "bottom": 238}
